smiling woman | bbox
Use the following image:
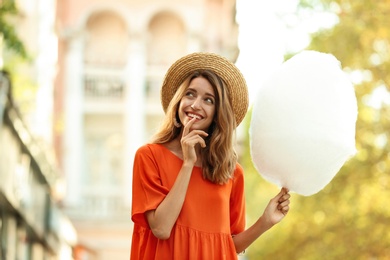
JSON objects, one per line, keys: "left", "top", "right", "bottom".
{"left": 130, "top": 52, "right": 292, "bottom": 260}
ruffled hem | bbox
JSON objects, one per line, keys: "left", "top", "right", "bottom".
{"left": 131, "top": 224, "right": 238, "bottom": 260}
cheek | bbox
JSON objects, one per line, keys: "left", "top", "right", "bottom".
{"left": 177, "top": 103, "right": 188, "bottom": 119}
{"left": 179, "top": 98, "right": 190, "bottom": 109}
{"left": 208, "top": 107, "right": 216, "bottom": 119}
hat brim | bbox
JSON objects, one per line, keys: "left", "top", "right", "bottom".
{"left": 161, "top": 52, "right": 248, "bottom": 127}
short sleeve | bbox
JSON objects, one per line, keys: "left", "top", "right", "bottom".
{"left": 229, "top": 163, "right": 246, "bottom": 235}
{"left": 131, "top": 144, "right": 169, "bottom": 227}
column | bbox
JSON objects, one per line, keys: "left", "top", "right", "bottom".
{"left": 63, "top": 33, "right": 84, "bottom": 208}
{"left": 123, "top": 35, "right": 146, "bottom": 207}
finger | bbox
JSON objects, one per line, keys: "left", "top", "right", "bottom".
{"left": 278, "top": 200, "right": 290, "bottom": 208}
{"left": 277, "top": 204, "right": 290, "bottom": 214}
{"left": 278, "top": 193, "right": 291, "bottom": 203}
{"left": 182, "top": 117, "right": 197, "bottom": 136}
{"left": 278, "top": 192, "right": 290, "bottom": 215}
{"left": 185, "top": 129, "right": 209, "bottom": 139}
{"left": 184, "top": 134, "right": 207, "bottom": 148}
{"left": 277, "top": 199, "right": 290, "bottom": 208}
{"left": 281, "top": 206, "right": 290, "bottom": 215}
{"left": 274, "top": 188, "right": 286, "bottom": 202}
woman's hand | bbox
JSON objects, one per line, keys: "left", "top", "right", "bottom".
{"left": 232, "top": 187, "right": 291, "bottom": 253}
{"left": 181, "top": 117, "right": 208, "bottom": 165}
{"left": 262, "top": 187, "right": 291, "bottom": 227}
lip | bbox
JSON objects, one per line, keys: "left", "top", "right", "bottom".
{"left": 186, "top": 112, "right": 203, "bottom": 120}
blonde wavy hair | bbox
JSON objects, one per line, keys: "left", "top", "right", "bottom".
{"left": 151, "top": 70, "right": 238, "bottom": 184}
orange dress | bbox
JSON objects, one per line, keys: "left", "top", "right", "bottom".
{"left": 131, "top": 144, "right": 246, "bottom": 260}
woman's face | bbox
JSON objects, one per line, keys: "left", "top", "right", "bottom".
{"left": 178, "top": 76, "right": 216, "bottom": 132}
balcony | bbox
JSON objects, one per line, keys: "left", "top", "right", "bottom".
{"left": 64, "top": 193, "right": 129, "bottom": 221}
{"left": 83, "top": 70, "right": 125, "bottom": 113}
{"left": 84, "top": 75, "right": 124, "bottom": 99}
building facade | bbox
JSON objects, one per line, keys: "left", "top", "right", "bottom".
{"left": 1, "top": 0, "right": 78, "bottom": 259}
{"left": 54, "top": 0, "right": 239, "bottom": 258}
{"left": 0, "top": 72, "right": 76, "bottom": 260}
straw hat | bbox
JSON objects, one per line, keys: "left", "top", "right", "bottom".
{"left": 161, "top": 52, "right": 249, "bottom": 127}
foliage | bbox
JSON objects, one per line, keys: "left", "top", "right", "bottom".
{"left": 0, "top": 0, "right": 28, "bottom": 59}
{"left": 242, "top": 0, "right": 390, "bottom": 259}
{"left": 1, "top": 0, "right": 36, "bottom": 117}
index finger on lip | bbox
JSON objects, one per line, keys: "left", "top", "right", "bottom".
{"left": 182, "top": 117, "right": 196, "bottom": 136}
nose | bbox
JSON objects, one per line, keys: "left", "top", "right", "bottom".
{"left": 191, "top": 98, "right": 201, "bottom": 109}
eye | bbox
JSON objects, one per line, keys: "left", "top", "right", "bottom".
{"left": 185, "top": 91, "right": 195, "bottom": 97}
{"left": 205, "top": 97, "right": 214, "bottom": 104}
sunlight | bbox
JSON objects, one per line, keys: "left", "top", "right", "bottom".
{"left": 236, "top": 0, "right": 340, "bottom": 103}
{"left": 365, "top": 85, "right": 390, "bottom": 109}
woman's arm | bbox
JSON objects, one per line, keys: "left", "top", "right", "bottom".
{"left": 145, "top": 161, "right": 194, "bottom": 239}
{"left": 232, "top": 188, "right": 290, "bottom": 253}
{"left": 145, "top": 118, "right": 208, "bottom": 239}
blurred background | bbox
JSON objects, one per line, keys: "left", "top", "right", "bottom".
{"left": 0, "top": 0, "right": 389, "bottom": 259}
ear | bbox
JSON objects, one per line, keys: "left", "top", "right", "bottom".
{"left": 173, "top": 113, "right": 182, "bottom": 128}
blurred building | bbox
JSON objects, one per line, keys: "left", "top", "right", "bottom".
{"left": 0, "top": 72, "right": 76, "bottom": 259}
{"left": 1, "top": 0, "right": 78, "bottom": 259}
{"left": 54, "top": 0, "right": 240, "bottom": 258}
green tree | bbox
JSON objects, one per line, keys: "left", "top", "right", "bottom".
{"left": 242, "top": 0, "right": 390, "bottom": 259}
{"left": 0, "top": 0, "right": 28, "bottom": 59}
{"left": 1, "top": 0, "right": 36, "bottom": 117}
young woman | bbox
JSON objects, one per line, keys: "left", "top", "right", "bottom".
{"left": 130, "top": 52, "right": 290, "bottom": 259}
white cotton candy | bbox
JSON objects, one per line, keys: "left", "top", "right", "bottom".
{"left": 250, "top": 50, "right": 357, "bottom": 196}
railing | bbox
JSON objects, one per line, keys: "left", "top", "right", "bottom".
{"left": 84, "top": 72, "right": 124, "bottom": 100}
{"left": 65, "top": 194, "right": 129, "bottom": 220}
